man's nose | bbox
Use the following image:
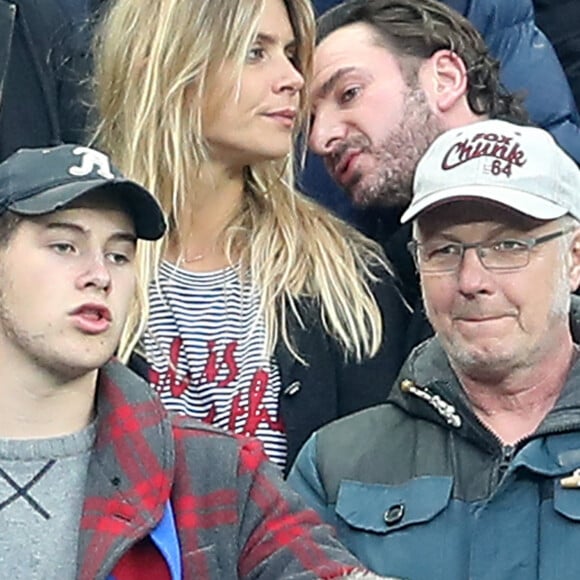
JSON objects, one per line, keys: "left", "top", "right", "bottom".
{"left": 456, "top": 247, "right": 494, "bottom": 296}
{"left": 75, "top": 254, "right": 112, "bottom": 294}
{"left": 308, "top": 108, "right": 346, "bottom": 155}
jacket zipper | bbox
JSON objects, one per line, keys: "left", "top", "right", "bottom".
{"left": 490, "top": 415, "right": 580, "bottom": 489}
{"left": 400, "top": 377, "right": 580, "bottom": 490}
{"left": 494, "top": 444, "right": 516, "bottom": 487}
{"left": 450, "top": 406, "right": 521, "bottom": 492}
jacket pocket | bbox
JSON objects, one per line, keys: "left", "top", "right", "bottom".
{"left": 335, "top": 476, "right": 453, "bottom": 534}
{"left": 553, "top": 481, "right": 580, "bottom": 521}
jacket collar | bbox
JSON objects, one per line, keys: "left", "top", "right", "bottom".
{"left": 390, "top": 331, "right": 580, "bottom": 452}
{"left": 77, "top": 359, "right": 174, "bottom": 580}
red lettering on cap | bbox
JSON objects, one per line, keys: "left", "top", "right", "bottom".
{"left": 441, "top": 132, "right": 527, "bottom": 175}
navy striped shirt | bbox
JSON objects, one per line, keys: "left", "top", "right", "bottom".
{"left": 143, "top": 262, "right": 287, "bottom": 468}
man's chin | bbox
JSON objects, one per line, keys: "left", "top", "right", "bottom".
{"left": 341, "top": 173, "right": 376, "bottom": 207}
{"left": 347, "top": 183, "right": 410, "bottom": 209}
{"left": 347, "top": 188, "right": 375, "bottom": 208}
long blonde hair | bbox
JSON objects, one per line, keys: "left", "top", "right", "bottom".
{"left": 93, "top": 0, "right": 390, "bottom": 363}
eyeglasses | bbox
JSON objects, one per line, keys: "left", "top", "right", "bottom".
{"left": 408, "top": 227, "right": 574, "bottom": 274}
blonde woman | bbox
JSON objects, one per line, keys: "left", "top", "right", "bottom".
{"left": 93, "top": 0, "right": 410, "bottom": 473}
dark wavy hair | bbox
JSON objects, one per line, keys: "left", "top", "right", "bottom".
{"left": 317, "top": 0, "right": 528, "bottom": 123}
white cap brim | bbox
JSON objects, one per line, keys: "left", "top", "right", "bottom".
{"left": 400, "top": 184, "right": 568, "bottom": 223}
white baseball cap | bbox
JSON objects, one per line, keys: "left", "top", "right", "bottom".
{"left": 400, "top": 119, "right": 580, "bottom": 223}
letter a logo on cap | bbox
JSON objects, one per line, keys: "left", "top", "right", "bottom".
{"left": 68, "top": 146, "right": 115, "bottom": 180}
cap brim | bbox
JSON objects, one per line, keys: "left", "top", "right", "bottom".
{"left": 400, "top": 185, "right": 568, "bottom": 223}
{"left": 10, "top": 179, "right": 166, "bottom": 240}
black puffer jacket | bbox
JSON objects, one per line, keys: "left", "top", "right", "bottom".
{"left": 0, "top": 0, "right": 91, "bottom": 161}
{"left": 534, "top": 0, "right": 580, "bottom": 110}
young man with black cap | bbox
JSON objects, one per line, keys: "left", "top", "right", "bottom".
{"left": 0, "top": 144, "right": 386, "bottom": 579}
{"left": 290, "top": 120, "right": 580, "bottom": 580}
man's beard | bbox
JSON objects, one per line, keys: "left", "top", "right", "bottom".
{"left": 340, "top": 87, "right": 444, "bottom": 208}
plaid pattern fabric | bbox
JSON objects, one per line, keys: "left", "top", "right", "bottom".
{"left": 76, "top": 360, "right": 362, "bottom": 579}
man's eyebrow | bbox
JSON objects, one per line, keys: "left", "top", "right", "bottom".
{"left": 44, "top": 221, "right": 137, "bottom": 244}
{"left": 44, "top": 221, "right": 87, "bottom": 235}
{"left": 110, "top": 232, "right": 138, "bottom": 245}
{"left": 314, "top": 66, "right": 357, "bottom": 101}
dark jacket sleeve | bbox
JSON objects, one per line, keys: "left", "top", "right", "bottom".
{"left": 275, "top": 268, "right": 411, "bottom": 472}
{"left": 534, "top": 0, "right": 580, "bottom": 111}
{"left": 332, "top": 270, "right": 411, "bottom": 417}
{"left": 51, "top": 1, "right": 94, "bottom": 145}
{"left": 462, "top": 0, "right": 580, "bottom": 163}
{"left": 0, "top": 0, "right": 92, "bottom": 162}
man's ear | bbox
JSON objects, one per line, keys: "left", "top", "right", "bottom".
{"left": 568, "top": 228, "right": 580, "bottom": 292}
{"left": 419, "top": 50, "right": 469, "bottom": 113}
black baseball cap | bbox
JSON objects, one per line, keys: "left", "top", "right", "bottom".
{"left": 0, "top": 144, "right": 166, "bottom": 240}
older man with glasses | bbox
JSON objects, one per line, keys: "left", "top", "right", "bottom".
{"left": 289, "top": 119, "right": 580, "bottom": 580}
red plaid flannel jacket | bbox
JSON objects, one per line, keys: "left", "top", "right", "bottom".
{"left": 76, "top": 360, "right": 364, "bottom": 579}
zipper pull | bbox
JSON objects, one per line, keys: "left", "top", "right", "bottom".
{"left": 561, "top": 469, "right": 580, "bottom": 489}
{"left": 496, "top": 444, "right": 516, "bottom": 482}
